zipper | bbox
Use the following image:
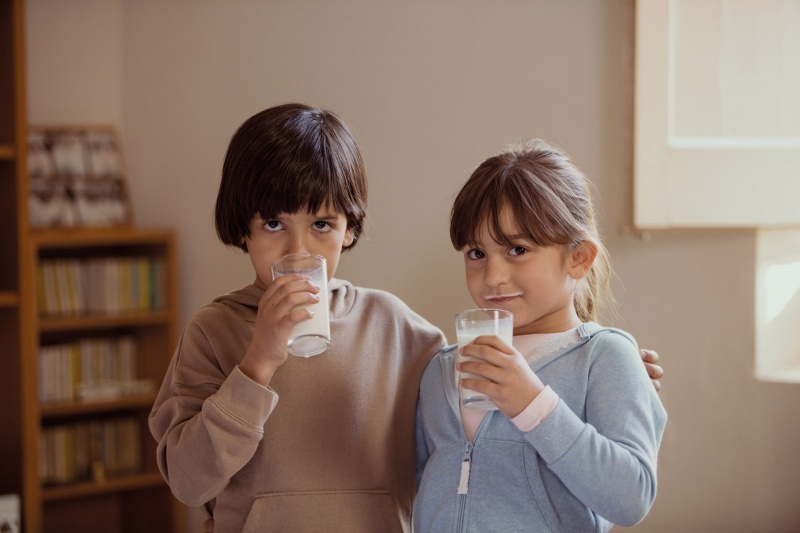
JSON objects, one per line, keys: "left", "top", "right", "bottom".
{"left": 457, "top": 440, "right": 473, "bottom": 494}
{"left": 455, "top": 440, "right": 472, "bottom": 532}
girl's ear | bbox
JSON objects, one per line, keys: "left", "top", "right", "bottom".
{"left": 567, "top": 240, "right": 597, "bottom": 279}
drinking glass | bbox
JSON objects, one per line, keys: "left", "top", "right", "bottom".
{"left": 455, "top": 308, "right": 513, "bottom": 410}
{"left": 270, "top": 253, "right": 330, "bottom": 357}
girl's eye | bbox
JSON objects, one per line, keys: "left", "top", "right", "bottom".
{"left": 466, "top": 249, "right": 485, "bottom": 260}
{"left": 509, "top": 246, "right": 528, "bottom": 256}
{"left": 313, "top": 221, "right": 333, "bottom": 232}
{"left": 263, "top": 220, "right": 283, "bottom": 232}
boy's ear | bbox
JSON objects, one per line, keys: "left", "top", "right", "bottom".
{"left": 567, "top": 240, "right": 597, "bottom": 279}
{"left": 342, "top": 228, "right": 356, "bottom": 249}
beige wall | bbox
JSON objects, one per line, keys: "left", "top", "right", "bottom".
{"left": 26, "top": 0, "right": 800, "bottom": 531}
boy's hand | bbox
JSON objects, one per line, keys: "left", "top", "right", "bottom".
{"left": 239, "top": 273, "right": 320, "bottom": 386}
{"left": 457, "top": 335, "right": 546, "bottom": 419}
{"left": 640, "top": 349, "right": 663, "bottom": 392}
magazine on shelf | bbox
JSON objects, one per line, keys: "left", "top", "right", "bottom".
{"left": 27, "top": 126, "right": 132, "bottom": 229}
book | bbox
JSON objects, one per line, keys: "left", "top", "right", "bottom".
{"left": 40, "top": 416, "right": 142, "bottom": 486}
{"left": 39, "top": 336, "right": 145, "bottom": 404}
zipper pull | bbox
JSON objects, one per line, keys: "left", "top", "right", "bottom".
{"left": 457, "top": 441, "right": 473, "bottom": 494}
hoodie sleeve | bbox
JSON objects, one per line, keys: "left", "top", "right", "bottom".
{"left": 148, "top": 313, "right": 278, "bottom": 507}
{"left": 525, "top": 331, "right": 667, "bottom": 526}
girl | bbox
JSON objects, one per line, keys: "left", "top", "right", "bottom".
{"left": 414, "top": 139, "right": 667, "bottom": 532}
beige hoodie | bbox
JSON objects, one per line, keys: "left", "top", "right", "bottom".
{"left": 149, "top": 278, "right": 446, "bottom": 532}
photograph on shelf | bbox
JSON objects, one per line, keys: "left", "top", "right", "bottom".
{"left": 27, "top": 126, "right": 133, "bottom": 229}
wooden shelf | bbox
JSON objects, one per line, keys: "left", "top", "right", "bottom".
{"left": 40, "top": 393, "right": 158, "bottom": 419}
{"left": 31, "top": 227, "right": 172, "bottom": 247}
{"left": 0, "top": 290, "right": 19, "bottom": 307}
{"left": 42, "top": 471, "right": 167, "bottom": 502}
{"left": 0, "top": 144, "right": 14, "bottom": 159}
{"left": 38, "top": 310, "right": 172, "bottom": 332}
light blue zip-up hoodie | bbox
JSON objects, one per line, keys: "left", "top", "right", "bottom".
{"left": 414, "top": 323, "right": 667, "bottom": 532}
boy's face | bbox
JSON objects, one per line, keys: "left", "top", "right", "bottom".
{"left": 244, "top": 206, "right": 354, "bottom": 290}
{"left": 460, "top": 206, "right": 586, "bottom": 335}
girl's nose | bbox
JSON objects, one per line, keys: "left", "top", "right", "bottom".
{"left": 483, "top": 257, "right": 510, "bottom": 287}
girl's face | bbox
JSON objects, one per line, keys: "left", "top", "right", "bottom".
{"left": 461, "top": 206, "right": 592, "bottom": 335}
{"left": 244, "top": 206, "right": 354, "bottom": 289}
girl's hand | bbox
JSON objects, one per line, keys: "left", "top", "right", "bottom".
{"left": 640, "top": 348, "right": 663, "bottom": 392}
{"left": 238, "top": 274, "right": 320, "bottom": 386}
{"left": 457, "top": 336, "right": 546, "bottom": 418}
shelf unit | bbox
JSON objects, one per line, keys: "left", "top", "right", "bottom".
{"left": 0, "top": 2, "right": 184, "bottom": 531}
{"left": 30, "top": 230, "right": 183, "bottom": 533}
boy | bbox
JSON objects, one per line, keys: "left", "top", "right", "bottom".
{"left": 149, "top": 103, "right": 446, "bottom": 532}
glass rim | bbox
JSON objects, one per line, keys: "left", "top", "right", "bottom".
{"left": 270, "top": 253, "right": 327, "bottom": 280}
{"left": 455, "top": 308, "right": 513, "bottom": 321}
{"left": 271, "top": 252, "right": 326, "bottom": 263}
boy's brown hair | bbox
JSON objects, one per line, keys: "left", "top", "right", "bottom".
{"left": 215, "top": 103, "right": 368, "bottom": 252}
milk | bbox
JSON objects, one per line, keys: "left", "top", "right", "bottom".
{"left": 288, "top": 273, "right": 330, "bottom": 350}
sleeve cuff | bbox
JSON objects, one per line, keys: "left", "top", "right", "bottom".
{"left": 511, "top": 385, "right": 558, "bottom": 433}
{"left": 210, "top": 366, "right": 279, "bottom": 429}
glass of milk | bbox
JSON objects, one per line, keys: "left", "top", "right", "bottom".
{"left": 270, "top": 253, "right": 330, "bottom": 357}
{"left": 455, "top": 308, "right": 514, "bottom": 410}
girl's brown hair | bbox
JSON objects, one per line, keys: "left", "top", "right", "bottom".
{"left": 450, "top": 139, "right": 612, "bottom": 322}
{"left": 215, "top": 103, "right": 367, "bottom": 252}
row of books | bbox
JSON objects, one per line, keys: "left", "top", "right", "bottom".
{"left": 36, "top": 256, "right": 166, "bottom": 316}
{"left": 38, "top": 336, "right": 154, "bottom": 404}
{"left": 40, "top": 416, "right": 142, "bottom": 486}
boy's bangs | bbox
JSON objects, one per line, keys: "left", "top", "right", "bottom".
{"left": 255, "top": 164, "right": 363, "bottom": 220}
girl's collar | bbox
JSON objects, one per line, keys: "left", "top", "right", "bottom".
{"left": 514, "top": 327, "right": 581, "bottom": 366}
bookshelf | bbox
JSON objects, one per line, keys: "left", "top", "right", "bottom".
{"left": 0, "top": 1, "right": 184, "bottom": 531}
{"left": 27, "top": 231, "right": 183, "bottom": 533}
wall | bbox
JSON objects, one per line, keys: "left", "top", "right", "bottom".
{"left": 26, "top": 0, "right": 122, "bottom": 125}
{"left": 25, "top": 0, "right": 800, "bottom": 531}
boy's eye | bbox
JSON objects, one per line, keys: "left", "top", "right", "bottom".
{"left": 264, "top": 220, "right": 283, "bottom": 232}
{"left": 466, "top": 249, "right": 485, "bottom": 260}
{"left": 313, "top": 221, "right": 332, "bottom": 232}
{"left": 509, "top": 246, "right": 528, "bottom": 256}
